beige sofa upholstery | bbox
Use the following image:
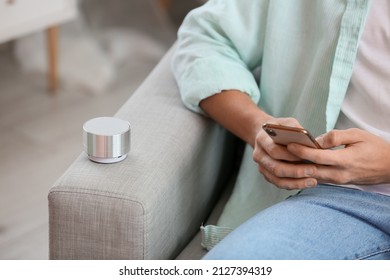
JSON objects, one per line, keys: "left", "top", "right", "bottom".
{"left": 48, "top": 47, "right": 239, "bottom": 260}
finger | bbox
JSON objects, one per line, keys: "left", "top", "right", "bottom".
{"left": 258, "top": 165, "right": 318, "bottom": 190}
{"left": 258, "top": 154, "right": 317, "bottom": 179}
{"left": 259, "top": 117, "right": 305, "bottom": 162}
{"left": 287, "top": 143, "right": 342, "bottom": 165}
{"left": 288, "top": 142, "right": 361, "bottom": 176}
{"left": 255, "top": 132, "right": 302, "bottom": 162}
{"left": 316, "top": 129, "right": 362, "bottom": 149}
{"left": 288, "top": 129, "right": 366, "bottom": 165}
{"left": 263, "top": 140, "right": 302, "bottom": 162}
{"left": 314, "top": 165, "right": 351, "bottom": 185}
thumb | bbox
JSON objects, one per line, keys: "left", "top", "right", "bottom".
{"left": 315, "top": 134, "right": 328, "bottom": 148}
{"left": 315, "top": 131, "right": 341, "bottom": 149}
{"left": 315, "top": 129, "right": 360, "bottom": 149}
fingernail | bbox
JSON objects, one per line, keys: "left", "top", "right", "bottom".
{"left": 316, "top": 135, "right": 324, "bottom": 146}
{"left": 306, "top": 179, "right": 316, "bottom": 187}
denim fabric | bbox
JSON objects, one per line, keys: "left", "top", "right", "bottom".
{"left": 203, "top": 185, "right": 390, "bottom": 260}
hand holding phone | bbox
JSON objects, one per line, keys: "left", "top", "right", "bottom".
{"left": 262, "top": 123, "right": 322, "bottom": 149}
{"left": 253, "top": 122, "right": 320, "bottom": 189}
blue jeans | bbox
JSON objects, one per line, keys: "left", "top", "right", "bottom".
{"left": 204, "top": 185, "right": 390, "bottom": 260}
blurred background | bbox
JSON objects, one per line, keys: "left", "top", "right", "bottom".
{"left": 0, "top": 0, "right": 202, "bottom": 259}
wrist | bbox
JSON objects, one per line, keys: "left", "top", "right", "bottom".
{"left": 200, "top": 90, "right": 273, "bottom": 147}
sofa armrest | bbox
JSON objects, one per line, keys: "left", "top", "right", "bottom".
{"left": 48, "top": 47, "right": 236, "bottom": 259}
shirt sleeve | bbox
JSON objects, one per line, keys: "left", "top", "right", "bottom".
{"left": 171, "top": 0, "right": 269, "bottom": 114}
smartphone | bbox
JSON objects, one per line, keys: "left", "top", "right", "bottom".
{"left": 262, "top": 123, "right": 322, "bottom": 149}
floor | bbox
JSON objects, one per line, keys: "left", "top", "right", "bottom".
{"left": 0, "top": 0, "right": 198, "bottom": 260}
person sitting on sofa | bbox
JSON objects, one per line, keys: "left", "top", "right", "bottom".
{"left": 172, "top": 0, "right": 390, "bottom": 259}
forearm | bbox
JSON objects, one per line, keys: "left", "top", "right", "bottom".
{"left": 200, "top": 90, "right": 272, "bottom": 148}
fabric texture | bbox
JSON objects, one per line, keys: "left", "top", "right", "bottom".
{"left": 49, "top": 47, "right": 236, "bottom": 259}
{"left": 204, "top": 185, "right": 390, "bottom": 260}
{"left": 172, "top": 0, "right": 372, "bottom": 249}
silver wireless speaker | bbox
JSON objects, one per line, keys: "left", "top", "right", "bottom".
{"left": 83, "top": 117, "right": 131, "bottom": 163}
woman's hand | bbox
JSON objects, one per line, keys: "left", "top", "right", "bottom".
{"left": 287, "top": 128, "right": 390, "bottom": 185}
{"left": 252, "top": 118, "right": 318, "bottom": 190}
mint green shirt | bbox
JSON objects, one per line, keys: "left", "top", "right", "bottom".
{"left": 172, "top": 0, "right": 371, "bottom": 249}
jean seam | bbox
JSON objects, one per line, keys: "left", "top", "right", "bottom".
{"left": 355, "top": 247, "right": 390, "bottom": 260}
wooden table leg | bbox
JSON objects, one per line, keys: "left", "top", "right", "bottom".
{"left": 46, "top": 26, "right": 58, "bottom": 94}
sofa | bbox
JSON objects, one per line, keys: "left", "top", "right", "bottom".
{"left": 48, "top": 46, "right": 242, "bottom": 259}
